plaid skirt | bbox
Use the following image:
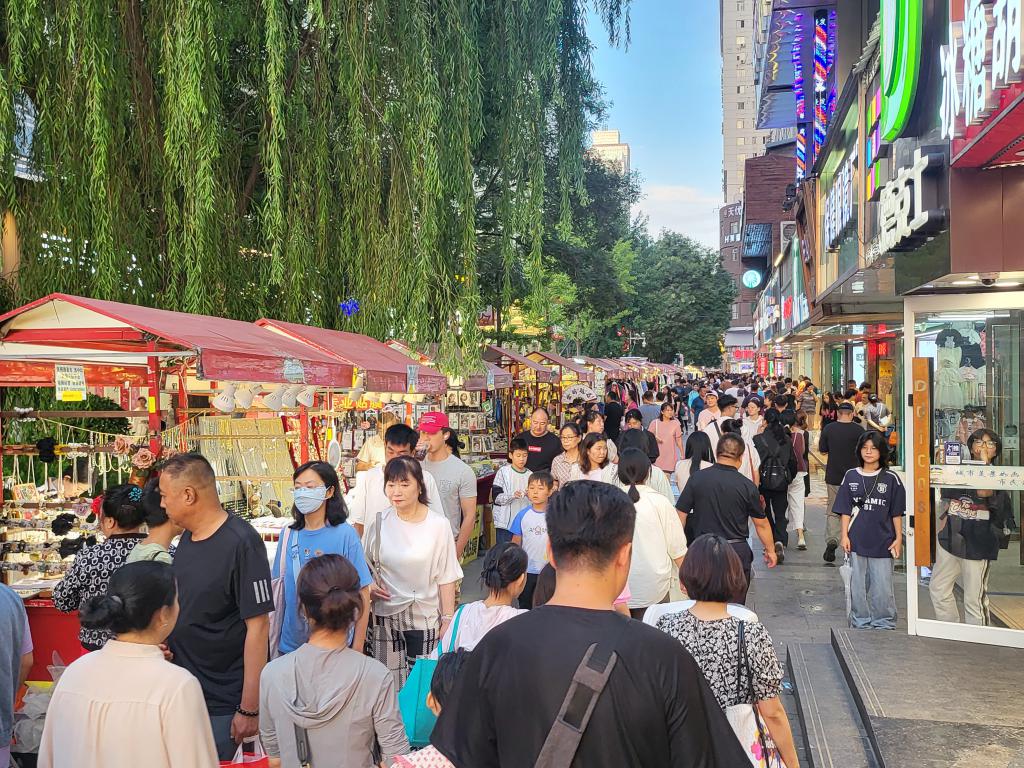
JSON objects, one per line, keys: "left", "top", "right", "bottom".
{"left": 371, "top": 609, "right": 440, "bottom": 689}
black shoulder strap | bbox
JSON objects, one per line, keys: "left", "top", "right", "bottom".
{"left": 294, "top": 723, "right": 313, "bottom": 768}
{"left": 534, "top": 617, "right": 630, "bottom": 767}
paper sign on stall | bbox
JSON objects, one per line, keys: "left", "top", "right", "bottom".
{"left": 54, "top": 365, "right": 86, "bottom": 402}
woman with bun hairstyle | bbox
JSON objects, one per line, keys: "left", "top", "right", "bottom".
{"left": 617, "top": 449, "right": 687, "bottom": 618}
{"left": 39, "top": 562, "right": 219, "bottom": 767}
{"left": 433, "top": 542, "right": 528, "bottom": 655}
{"left": 260, "top": 554, "right": 409, "bottom": 768}
{"left": 53, "top": 483, "right": 147, "bottom": 650}
{"left": 126, "top": 477, "right": 183, "bottom": 565}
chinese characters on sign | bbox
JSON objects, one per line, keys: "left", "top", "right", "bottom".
{"left": 941, "top": 0, "right": 1024, "bottom": 140}
{"left": 54, "top": 364, "right": 86, "bottom": 402}
{"left": 930, "top": 463, "right": 1024, "bottom": 490}
{"left": 822, "top": 150, "right": 857, "bottom": 249}
{"left": 877, "top": 148, "right": 946, "bottom": 253}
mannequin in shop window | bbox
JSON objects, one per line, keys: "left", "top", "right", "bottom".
{"left": 929, "top": 429, "right": 1014, "bottom": 626}
{"left": 955, "top": 406, "right": 986, "bottom": 446}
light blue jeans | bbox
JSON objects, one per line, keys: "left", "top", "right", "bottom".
{"left": 850, "top": 553, "right": 897, "bottom": 629}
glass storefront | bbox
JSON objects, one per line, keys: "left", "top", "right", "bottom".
{"left": 904, "top": 294, "right": 1024, "bottom": 648}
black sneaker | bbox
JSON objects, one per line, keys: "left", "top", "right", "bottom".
{"left": 823, "top": 540, "right": 838, "bottom": 563}
{"left": 775, "top": 541, "right": 785, "bottom": 564}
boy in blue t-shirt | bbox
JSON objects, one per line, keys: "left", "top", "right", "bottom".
{"left": 834, "top": 431, "right": 906, "bottom": 630}
{"left": 510, "top": 471, "right": 554, "bottom": 609}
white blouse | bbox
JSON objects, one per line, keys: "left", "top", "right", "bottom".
{"left": 363, "top": 507, "right": 464, "bottom": 627}
{"left": 38, "top": 640, "right": 218, "bottom": 768}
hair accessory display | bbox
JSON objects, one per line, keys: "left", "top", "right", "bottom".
{"left": 128, "top": 485, "right": 143, "bottom": 503}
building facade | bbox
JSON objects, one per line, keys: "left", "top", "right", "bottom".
{"left": 721, "top": 0, "right": 772, "bottom": 203}
{"left": 589, "top": 130, "right": 630, "bottom": 175}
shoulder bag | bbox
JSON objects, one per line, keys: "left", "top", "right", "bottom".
{"left": 533, "top": 615, "right": 631, "bottom": 767}
{"left": 398, "top": 604, "right": 467, "bottom": 747}
{"left": 724, "top": 621, "right": 784, "bottom": 767}
{"left": 268, "top": 526, "right": 301, "bottom": 660}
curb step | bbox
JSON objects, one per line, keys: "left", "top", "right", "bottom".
{"left": 786, "top": 643, "right": 879, "bottom": 768}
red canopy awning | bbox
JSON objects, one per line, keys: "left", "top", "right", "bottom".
{"left": 526, "top": 351, "right": 594, "bottom": 383}
{"left": 257, "top": 319, "right": 446, "bottom": 394}
{"left": 0, "top": 294, "right": 353, "bottom": 386}
{"left": 482, "top": 345, "right": 555, "bottom": 383}
{"left": 584, "top": 357, "right": 625, "bottom": 379}
{"left": 462, "top": 361, "right": 515, "bottom": 391}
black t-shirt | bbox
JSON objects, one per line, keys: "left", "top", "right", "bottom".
{"left": 431, "top": 606, "right": 749, "bottom": 767}
{"left": 617, "top": 427, "right": 660, "bottom": 462}
{"left": 515, "top": 430, "right": 563, "bottom": 472}
{"left": 817, "top": 420, "right": 865, "bottom": 485}
{"left": 938, "top": 487, "right": 1011, "bottom": 561}
{"left": 603, "top": 401, "right": 624, "bottom": 440}
{"left": 169, "top": 513, "right": 273, "bottom": 714}
{"left": 676, "top": 463, "right": 766, "bottom": 541}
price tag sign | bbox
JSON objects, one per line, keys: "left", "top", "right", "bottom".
{"left": 943, "top": 441, "right": 962, "bottom": 465}
{"left": 486, "top": 370, "right": 495, "bottom": 390}
{"left": 54, "top": 364, "right": 86, "bottom": 402}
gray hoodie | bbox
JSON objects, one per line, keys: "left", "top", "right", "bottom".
{"left": 259, "top": 644, "right": 409, "bottom": 767}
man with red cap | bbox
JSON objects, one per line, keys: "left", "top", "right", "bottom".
{"left": 419, "top": 412, "right": 479, "bottom": 558}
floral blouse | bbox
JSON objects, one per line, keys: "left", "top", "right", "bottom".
{"left": 550, "top": 452, "right": 579, "bottom": 487}
{"left": 655, "top": 610, "right": 783, "bottom": 708}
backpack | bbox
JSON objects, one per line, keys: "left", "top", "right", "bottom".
{"left": 758, "top": 434, "right": 792, "bottom": 492}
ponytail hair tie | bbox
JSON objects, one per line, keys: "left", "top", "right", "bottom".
{"left": 327, "top": 586, "right": 342, "bottom": 594}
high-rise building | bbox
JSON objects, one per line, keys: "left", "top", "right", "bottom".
{"left": 720, "top": 0, "right": 771, "bottom": 204}
{"left": 589, "top": 130, "right": 630, "bottom": 175}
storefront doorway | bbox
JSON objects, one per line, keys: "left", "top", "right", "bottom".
{"left": 903, "top": 293, "right": 1024, "bottom": 648}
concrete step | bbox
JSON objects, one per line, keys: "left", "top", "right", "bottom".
{"left": 786, "top": 643, "right": 879, "bottom": 768}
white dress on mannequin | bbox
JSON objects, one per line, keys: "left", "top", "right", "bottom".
{"left": 935, "top": 358, "right": 965, "bottom": 410}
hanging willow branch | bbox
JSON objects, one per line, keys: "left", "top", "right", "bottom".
{"left": 0, "top": 0, "right": 628, "bottom": 374}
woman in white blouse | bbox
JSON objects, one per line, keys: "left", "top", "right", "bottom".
{"left": 364, "top": 456, "right": 464, "bottom": 688}
{"left": 39, "top": 562, "right": 218, "bottom": 768}
{"left": 618, "top": 448, "right": 687, "bottom": 619}
{"left": 568, "top": 433, "right": 616, "bottom": 483}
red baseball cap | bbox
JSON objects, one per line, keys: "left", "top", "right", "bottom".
{"left": 418, "top": 411, "right": 450, "bottom": 434}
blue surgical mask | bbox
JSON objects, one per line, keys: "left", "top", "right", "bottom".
{"left": 293, "top": 486, "right": 328, "bottom": 514}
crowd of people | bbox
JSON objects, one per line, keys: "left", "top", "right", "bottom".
{"left": 0, "top": 372, "right": 916, "bottom": 767}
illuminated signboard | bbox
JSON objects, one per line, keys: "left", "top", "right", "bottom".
{"left": 796, "top": 127, "right": 808, "bottom": 180}
{"left": 813, "top": 11, "right": 829, "bottom": 157}
{"left": 876, "top": 147, "right": 946, "bottom": 252}
{"left": 941, "top": 0, "right": 1024, "bottom": 141}
{"left": 742, "top": 269, "right": 763, "bottom": 289}
{"left": 822, "top": 149, "right": 857, "bottom": 249}
{"left": 880, "top": 0, "right": 923, "bottom": 140}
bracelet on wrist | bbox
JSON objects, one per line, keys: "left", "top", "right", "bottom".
{"left": 236, "top": 706, "right": 259, "bottom": 718}
{"left": 440, "top": 614, "right": 453, "bottom": 622}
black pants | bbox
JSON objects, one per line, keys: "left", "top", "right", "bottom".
{"left": 730, "top": 541, "right": 754, "bottom": 604}
{"left": 519, "top": 572, "right": 538, "bottom": 609}
{"left": 761, "top": 489, "right": 790, "bottom": 547}
{"left": 804, "top": 471, "right": 811, "bottom": 497}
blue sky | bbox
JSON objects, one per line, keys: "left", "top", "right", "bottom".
{"left": 587, "top": 1, "right": 722, "bottom": 247}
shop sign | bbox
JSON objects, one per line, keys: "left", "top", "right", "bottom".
{"left": 54, "top": 364, "right": 86, "bottom": 402}
{"left": 822, "top": 149, "right": 857, "bottom": 249}
{"left": 283, "top": 358, "right": 306, "bottom": 383}
{"left": 876, "top": 148, "right": 947, "bottom": 254}
{"left": 757, "top": 354, "right": 769, "bottom": 376}
{"left": 406, "top": 364, "right": 420, "bottom": 393}
{"left": 911, "top": 357, "right": 933, "bottom": 566}
{"left": 880, "top": 0, "right": 924, "bottom": 140}
{"left": 940, "top": 0, "right": 1024, "bottom": 140}
{"left": 742, "top": 269, "right": 763, "bottom": 289}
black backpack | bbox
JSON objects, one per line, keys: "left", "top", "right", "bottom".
{"left": 758, "top": 434, "right": 792, "bottom": 492}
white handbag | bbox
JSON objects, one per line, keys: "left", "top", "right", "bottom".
{"left": 725, "top": 622, "right": 785, "bottom": 767}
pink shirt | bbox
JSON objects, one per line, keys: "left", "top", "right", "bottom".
{"left": 648, "top": 419, "right": 682, "bottom": 473}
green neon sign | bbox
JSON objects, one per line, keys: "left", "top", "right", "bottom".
{"left": 880, "top": 0, "right": 923, "bottom": 141}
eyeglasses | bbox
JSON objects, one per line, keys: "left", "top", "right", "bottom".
{"left": 560, "top": 435, "right": 579, "bottom": 441}
{"left": 977, "top": 440, "right": 998, "bottom": 448}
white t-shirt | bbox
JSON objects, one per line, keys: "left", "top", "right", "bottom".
{"left": 626, "top": 485, "right": 688, "bottom": 608}
{"left": 422, "top": 454, "right": 478, "bottom": 537}
{"left": 509, "top": 505, "right": 549, "bottom": 574}
{"left": 642, "top": 600, "right": 758, "bottom": 627}
{"left": 431, "top": 601, "right": 525, "bottom": 657}
{"left": 567, "top": 463, "right": 617, "bottom": 483}
{"left": 611, "top": 464, "right": 674, "bottom": 503}
{"left": 703, "top": 419, "right": 760, "bottom": 483}
{"left": 363, "top": 507, "right": 464, "bottom": 626}
{"left": 347, "top": 465, "right": 444, "bottom": 529}
{"left": 673, "top": 458, "right": 714, "bottom": 492}
{"left": 492, "top": 464, "right": 532, "bottom": 530}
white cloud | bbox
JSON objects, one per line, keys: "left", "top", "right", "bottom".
{"left": 635, "top": 184, "right": 721, "bottom": 249}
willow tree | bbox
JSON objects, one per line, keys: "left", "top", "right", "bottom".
{"left": 0, "top": 0, "right": 627, "bottom": 371}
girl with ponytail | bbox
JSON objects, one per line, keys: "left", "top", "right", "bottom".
{"left": 39, "top": 562, "right": 219, "bottom": 767}
{"left": 616, "top": 448, "right": 688, "bottom": 619}
{"left": 433, "top": 542, "right": 528, "bottom": 655}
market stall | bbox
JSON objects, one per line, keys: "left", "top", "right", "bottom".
{"left": 524, "top": 351, "right": 595, "bottom": 425}
{"left": 482, "top": 345, "right": 556, "bottom": 435}
{"left": 0, "top": 294, "right": 354, "bottom": 679}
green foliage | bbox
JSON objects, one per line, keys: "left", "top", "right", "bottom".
{"left": 0, "top": 0, "right": 630, "bottom": 374}
{"left": 630, "top": 232, "right": 736, "bottom": 366}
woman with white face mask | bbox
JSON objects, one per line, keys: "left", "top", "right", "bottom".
{"left": 272, "top": 462, "right": 373, "bottom": 656}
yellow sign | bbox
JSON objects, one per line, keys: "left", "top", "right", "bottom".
{"left": 54, "top": 364, "right": 86, "bottom": 402}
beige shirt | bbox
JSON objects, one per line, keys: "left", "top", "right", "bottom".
{"left": 38, "top": 640, "right": 218, "bottom": 768}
